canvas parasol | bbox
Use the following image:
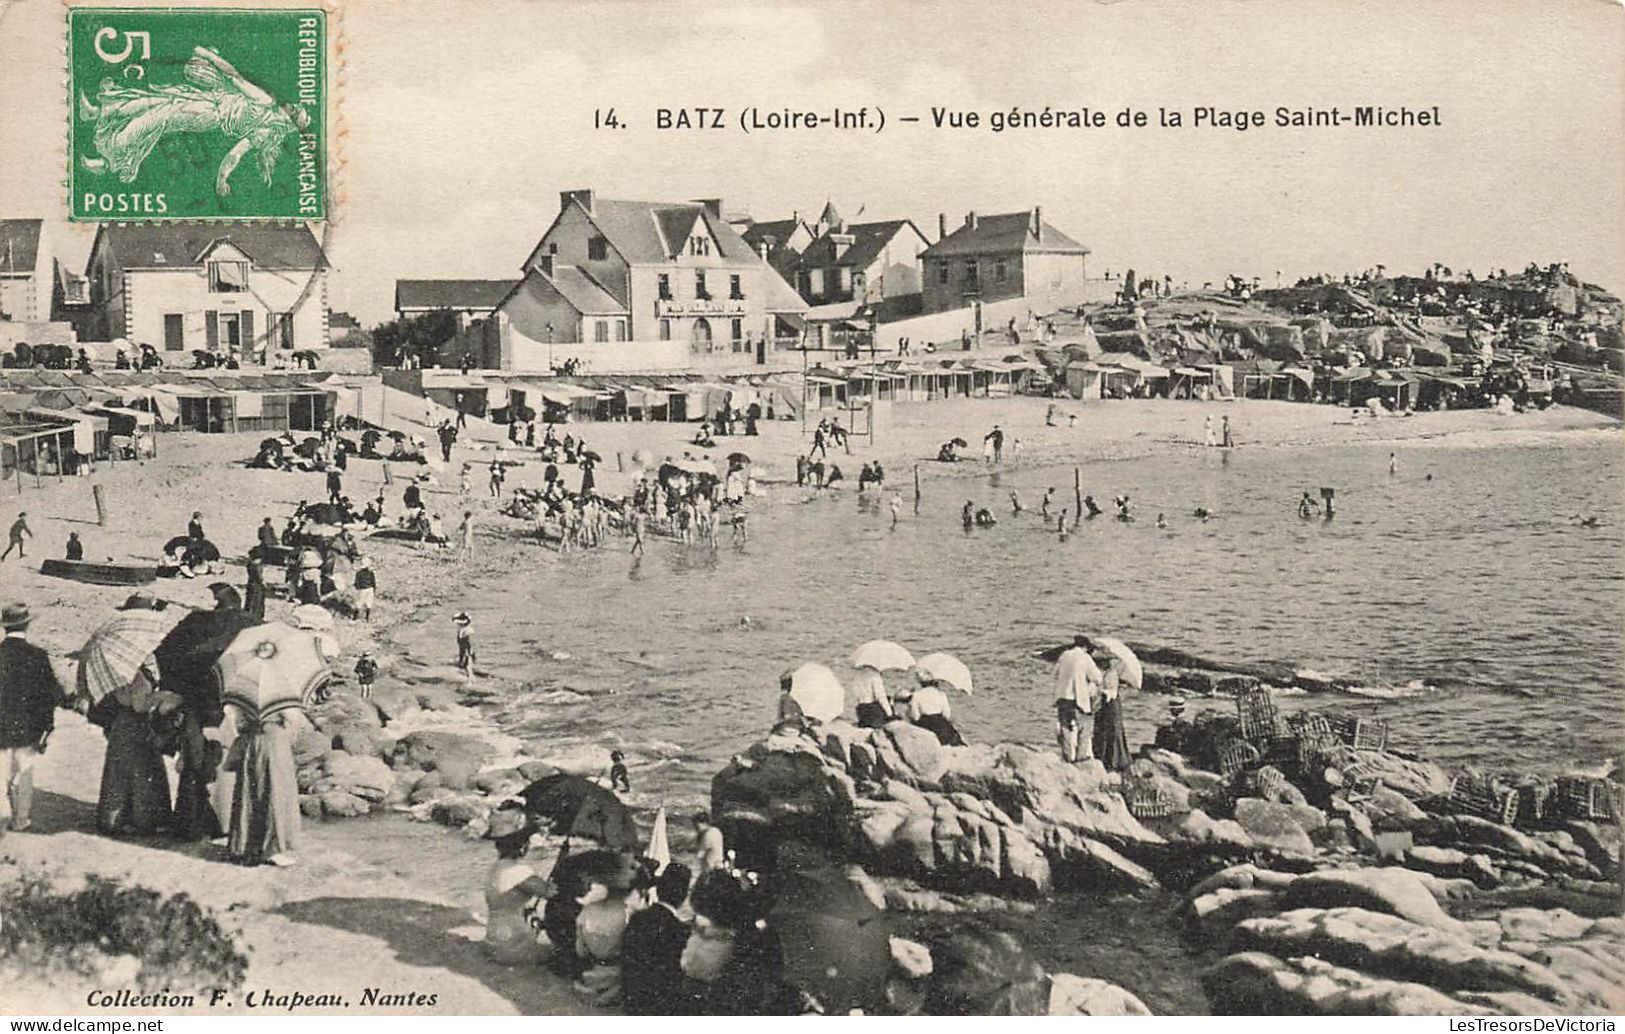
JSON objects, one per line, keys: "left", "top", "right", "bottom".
{"left": 915, "top": 652, "right": 974, "bottom": 695}
{"left": 74, "top": 607, "right": 179, "bottom": 706}
{"left": 848, "top": 640, "right": 915, "bottom": 671}
{"left": 1093, "top": 636, "right": 1143, "bottom": 689}
{"left": 211, "top": 621, "right": 333, "bottom": 723}
{"left": 520, "top": 772, "right": 639, "bottom": 850}
{"left": 727, "top": 451, "right": 752, "bottom": 465}
{"left": 644, "top": 805, "right": 671, "bottom": 874}
{"left": 784, "top": 662, "right": 845, "bottom": 722}
{"left": 949, "top": 437, "right": 968, "bottom": 448}
{"left": 768, "top": 864, "right": 893, "bottom": 1013}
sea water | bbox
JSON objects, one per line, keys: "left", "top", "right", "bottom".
{"left": 390, "top": 431, "right": 1624, "bottom": 816}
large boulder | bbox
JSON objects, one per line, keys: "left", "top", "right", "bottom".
{"left": 390, "top": 730, "right": 498, "bottom": 778}
{"left": 1046, "top": 974, "right": 1153, "bottom": 1016}
{"left": 1233, "top": 799, "right": 1316, "bottom": 856}
{"left": 882, "top": 721, "right": 947, "bottom": 785}
{"left": 1205, "top": 951, "right": 1495, "bottom": 1015}
{"left": 712, "top": 736, "right": 857, "bottom": 863}
{"left": 940, "top": 745, "right": 1159, "bottom": 848}
{"left": 1282, "top": 868, "right": 1462, "bottom": 932}
{"left": 1234, "top": 908, "right": 1576, "bottom": 1006}
{"left": 322, "top": 752, "right": 395, "bottom": 802}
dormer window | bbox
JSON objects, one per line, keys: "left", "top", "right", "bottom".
{"left": 587, "top": 235, "right": 607, "bottom": 261}
{"left": 695, "top": 270, "right": 710, "bottom": 300}
{"left": 688, "top": 236, "right": 711, "bottom": 257}
{"left": 208, "top": 260, "right": 248, "bottom": 293}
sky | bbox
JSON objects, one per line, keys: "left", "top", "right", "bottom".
{"left": 3, "top": 0, "right": 1622, "bottom": 326}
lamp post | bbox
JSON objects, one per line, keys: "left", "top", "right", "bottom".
{"left": 545, "top": 322, "right": 554, "bottom": 373}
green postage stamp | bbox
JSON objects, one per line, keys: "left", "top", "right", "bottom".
{"left": 68, "top": 7, "right": 326, "bottom": 221}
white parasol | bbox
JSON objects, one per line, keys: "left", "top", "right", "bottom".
{"left": 848, "top": 640, "right": 915, "bottom": 671}
{"left": 1093, "top": 637, "right": 1143, "bottom": 690}
{"left": 784, "top": 662, "right": 845, "bottom": 722}
{"left": 915, "top": 652, "right": 974, "bottom": 695}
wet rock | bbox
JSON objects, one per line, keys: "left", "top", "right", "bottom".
{"left": 471, "top": 767, "right": 526, "bottom": 797}
{"left": 430, "top": 796, "right": 487, "bottom": 827}
{"left": 883, "top": 778, "right": 930, "bottom": 812}
{"left": 1059, "top": 834, "right": 1158, "bottom": 891}
{"left": 408, "top": 784, "right": 456, "bottom": 806}
{"left": 366, "top": 685, "right": 421, "bottom": 723}
{"left": 1497, "top": 907, "right": 1593, "bottom": 943}
{"left": 1002, "top": 827, "right": 1051, "bottom": 896}
{"left": 516, "top": 760, "right": 559, "bottom": 782}
{"left": 391, "top": 730, "right": 498, "bottom": 778}
{"left": 1365, "top": 785, "right": 1428, "bottom": 829}
{"left": 412, "top": 684, "right": 462, "bottom": 711}
{"left": 1205, "top": 950, "right": 1494, "bottom": 1015}
{"left": 299, "top": 794, "right": 324, "bottom": 818}
{"left": 1046, "top": 974, "right": 1153, "bottom": 1016}
{"left": 330, "top": 724, "right": 386, "bottom": 760}
{"left": 1189, "top": 862, "right": 1299, "bottom": 897}
{"left": 324, "top": 752, "right": 395, "bottom": 802}
{"left": 880, "top": 884, "right": 1038, "bottom": 915}
{"left": 1282, "top": 868, "right": 1462, "bottom": 932}
{"left": 1171, "top": 808, "right": 1255, "bottom": 850}
{"left": 1233, "top": 799, "right": 1316, "bottom": 855}
{"left": 1234, "top": 907, "right": 1575, "bottom": 1004}
{"left": 319, "top": 790, "right": 371, "bottom": 818}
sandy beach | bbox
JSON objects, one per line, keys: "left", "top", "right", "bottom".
{"left": 0, "top": 395, "right": 1617, "bottom": 1014}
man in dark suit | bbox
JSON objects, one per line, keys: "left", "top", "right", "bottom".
{"left": 621, "top": 862, "right": 694, "bottom": 1015}
{"left": 0, "top": 603, "right": 64, "bottom": 833}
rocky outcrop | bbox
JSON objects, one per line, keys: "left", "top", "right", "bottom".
{"left": 883, "top": 925, "right": 1152, "bottom": 1016}
{"left": 711, "top": 722, "right": 1160, "bottom": 898}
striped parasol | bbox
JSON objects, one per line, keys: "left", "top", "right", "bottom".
{"left": 75, "top": 609, "right": 178, "bottom": 706}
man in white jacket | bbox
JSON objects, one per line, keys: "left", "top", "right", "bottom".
{"left": 1054, "top": 634, "right": 1102, "bottom": 763}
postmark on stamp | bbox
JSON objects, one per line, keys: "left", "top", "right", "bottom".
{"left": 68, "top": 7, "right": 326, "bottom": 221}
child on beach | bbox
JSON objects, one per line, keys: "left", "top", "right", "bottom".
{"left": 608, "top": 750, "right": 631, "bottom": 793}
{"left": 354, "top": 652, "right": 379, "bottom": 699}
{"left": 455, "top": 613, "right": 476, "bottom": 676}
{"left": 353, "top": 557, "right": 376, "bottom": 620}
{"left": 888, "top": 492, "right": 902, "bottom": 529}
{"left": 460, "top": 463, "right": 473, "bottom": 497}
{"left": 1058, "top": 509, "right": 1070, "bottom": 540}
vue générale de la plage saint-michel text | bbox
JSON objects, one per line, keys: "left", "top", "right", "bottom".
{"left": 613, "top": 103, "right": 1442, "bottom": 134}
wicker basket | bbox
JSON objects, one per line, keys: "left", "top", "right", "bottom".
{"left": 1124, "top": 778, "right": 1179, "bottom": 820}
{"left": 1326, "top": 712, "right": 1389, "bottom": 751}
{"left": 1557, "top": 777, "right": 1622, "bottom": 822}
{"left": 1218, "top": 738, "right": 1262, "bottom": 778}
{"left": 1235, "top": 688, "right": 1284, "bottom": 744}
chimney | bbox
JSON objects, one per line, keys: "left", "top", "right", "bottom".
{"left": 938, "top": 213, "right": 947, "bottom": 240}
{"left": 561, "top": 189, "right": 594, "bottom": 215}
{"left": 694, "top": 198, "right": 723, "bottom": 219}
{"left": 965, "top": 211, "right": 978, "bottom": 230}
{"left": 1032, "top": 206, "right": 1043, "bottom": 241}
{"left": 757, "top": 241, "right": 770, "bottom": 262}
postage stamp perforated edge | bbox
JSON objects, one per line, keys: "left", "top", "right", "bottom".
{"left": 63, "top": 2, "right": 336, "bottom": 224}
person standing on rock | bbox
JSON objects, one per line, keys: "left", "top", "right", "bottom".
{"left": 1091, "top": 649, "right": 1132, "bottom": 772}
{"left": 1054, "top": 634, "right": 1102, "bottom": 763}
{"left": 454, "top": 612, "right": 476, "bottom": 677}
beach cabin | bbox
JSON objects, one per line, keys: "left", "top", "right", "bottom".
{"left": 1064, "top": 361, "right": 1105, "bottom": 400}
{"left": 1269, "top": 367, "right": 1316, "bottom": 401}
{"left": 0, "top": 409, "right": 77, "bottom": 486}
